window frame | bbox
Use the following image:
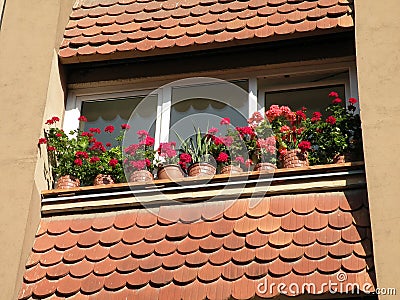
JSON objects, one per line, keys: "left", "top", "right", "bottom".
{"left": 65, "top": 59, "right": 359, "bottom": 148}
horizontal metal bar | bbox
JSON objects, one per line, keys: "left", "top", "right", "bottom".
{"left": 42, "top": 169, "right": 364, "bottom": 204}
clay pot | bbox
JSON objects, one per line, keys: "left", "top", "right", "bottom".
{"left": 93, "top": 174, "right": 115, "bottom": 185}
{"left": 157, "top": 164, "right": 185, "bottom": 180}
{"left": 129, "top": 170, "right": 153, "bottom": 183}
{"left": 56, "top": 175, "right": 80, "bottom": 189}
{"left": 253, "top": 162, "right": 277, "bottom": 172}
{"left": 282, "top": 149, "right": 309, "bottom": 168}
{"left": 220, "top": 165, "right": 243, "bottom": 175}
{"left": 332, "top": 153, "right": 356, "bottom": 164}
{"left": 187, "top": 162, "right": 216, "bottom": 177}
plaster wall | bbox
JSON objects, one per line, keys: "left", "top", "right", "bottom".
{"left": 354, "top": 0, "right": 400, "bottom": 297}
{"left": 0, "top": 0, "right": 73, "bottom": 298}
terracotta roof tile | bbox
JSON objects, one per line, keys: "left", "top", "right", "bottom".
{"left": 19, "top": 190, "right": 374, "bottom": 299}
{"left": 59, "top": 0, "right": 354, "bottom": 61}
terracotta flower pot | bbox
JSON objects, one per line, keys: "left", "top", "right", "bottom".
{"left": 157, "top": 164, "right": 185, "bottom": 180}
{"left": 220, "top": 165, "right": 243, "bottom": 175}
{"left": 56, "top": 175, "right": 80, "bottom": 189}
{"left": 93, "top": 174, "right": 115, "bottom": 185}
{"left": 187, "top": 162, "right": 216, "bottom": 177}
{"left": 332, "top": 153, "right": 356, "bottom": 164}
{"left": 253, "top": 162, "right": 277, "bottom": 172}
{"left": 129, "top": 170, "right": 153, "bottom": 183}
{"left": 282, "top": 149, "right": 309, "bottom": 168}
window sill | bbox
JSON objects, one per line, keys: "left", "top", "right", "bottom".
{"left": 41, "top": 162, "right": 365, "bottom": 215}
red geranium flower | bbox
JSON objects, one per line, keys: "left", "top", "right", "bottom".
{"left": 137, "top": 130, "right": 149, "bottom": 137}
{"left": 145, "top": 136, "right": 155, "bottom": 146}
{"left": 235, "top": 156, "right": 244, "bottom": 164}
{"left": 296, "top": 110, "right": 306, "bottom": 121}
{"left": 75, "top": 151, "right": 89, "bottom": 159}
{"left": 109, "top": 158, "right": 119, "bottom": 167}
{"left": 121, "top": 123, "right": 130, "bottom": 130}
{"left": 145, "top": 158, "right": 151, "bottom": 167}
{"left": 52, "top": 116, "right": 60, "bottom": 122}
{"left": 216, "top": 152, "right": 229, "bottom": 163}
{"left": 105, "top": 125, "right": 115, "bottom": 133}
{"left": 89, "top": 127, "right": 101, "bottom": 134}
{"left": 245, "top": 159, "right": 253, "bottom": 167}
{"left": 56, "top": 133, "right": 63, "bottom": 138}
{"left": 47, "top": 146, "right": 56, "bottom": 151}
{"left": 78, "top": 116, "right": 88, "bottom": 122}
{"left": 349, "top": 98, "right": 357, "bottom": 104}
{"left": 45, "top": 119, "right": 54, "bottom": 125}
{"left": 208, "top": 127, "right": 218, "bottom": 135}
{"left": 220, "top": 118, "right": 230, "bottom": 125}
{"left": 74, "top": 158, "right": 83, "bottom": 166}
{"left": 298, "top": 141, "right": 311, "bottom": 152}
{"left": 332, "top": 98, "right": 342, "bottom": 105}
{"left": 38, "top": 138, "right": 47, "bottom": 144}
{"left": 311, "top": 112, "right": 322, "bottom": 123}
{"left": 106, "top": 142, "right": 112, "bottom": 147}
{"left": 90, "top": 156, "right": 100, "bottom": 163}
{"left": 326, "top": 116, "right": 337, "bottom": 125}
{"left": 329, "top": 91, "right": 339, "bottom": 98}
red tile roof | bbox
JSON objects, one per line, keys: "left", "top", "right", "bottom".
{"left": 59, "top": 0, "right": 354, "bottom": 62}
{"left": 19, "top": 189, "right": 374, "bottom": 299}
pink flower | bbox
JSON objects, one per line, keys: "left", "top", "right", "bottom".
{"left": 332, "top": 98, "right": 342, "bottom": 105}
{"left": 235, "top": 156, "right": 244, "bottom": 164}
{"left": 74, "top": 158, "right": 83, "bottom": 166}
{"left": 245, "top": 159, "right": 253, "bottom": 167}
{"left": 298, "top": 141, "right": 311, "bottom": 152}
{"left": 145, "top": 136, "right": 155, "bottom": 146}
{"left": 38, "top": 138, "right": 47, "bottom": 144}
{"left": 208, "top": 127, "right": 219, "bottom": 135}
{"left": 248, "top": 112, "right": 264, "bottom": 125}
{"left": 329, "top": 91, "right": 339, "bottom": 98}
{"left": 105, "top": 125, "right": 115, "bottom": 133}
{"left": 220, "top": 118, "right": 230, "bottom": 125}
{"left": 266, "top": 105, "right": 282, "bottom": 121}
{"left": 223, "top": 136, "right": 234, "bottom": 147}
{"left": 131, "top": 160, "right": 146, "bottom": 170}
{"left": 326, "top": 116, "right": 337, "bottom": 125}
{"left": 278, "top": 148, "right": 287, "bottom": 156}
{"left": 78, "top": 116, "right": 88, "bottom": 122}
{"left": 137, "top": 130, "right": 149, "bottom": 137}
{"left": 47, "top": 146, "right": 56, "bottom": 151}
{"left": 145, "top": 158, "right": 151, "bottom": 167}
{"left": 125, "top": 144, "right": 139, "bottom": 155}
{"left": 311, "top": 112, "right": 322, "bottom": 123}
{"left": 349, "top": 98, "right": 357, "bottom": 104}
{"left": 89, "top": 127, "right": 101, "bottom": 134}
{"left": 121, "top": 123, "right": 130, "bottom": 130}
{"left": 90, "top": 156, "right": 100, "bottom": 163}
{"left": 216, "top": 152, "right": 229, "bottom": 163}
{"left": 109, "top": 158, "right": 119, "bottom": 167}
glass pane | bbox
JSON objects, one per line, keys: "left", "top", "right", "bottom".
{"left": 265, "top": 85, "right": 345, "bottom": 117}
{"left": 80, "top": 95, "right": 157, "bottom": 146}
{"left": 169, "top": 80, "right": 248, "bottom": 143}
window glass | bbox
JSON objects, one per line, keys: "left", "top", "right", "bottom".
{"left": 80, "top": 95, "right": 157, "bottom": 146}
{"left": 265, "top": 85, "right": 345, "bottom": 116}
{"left": 169, "top": 80, "right": 249, "bottom": 143}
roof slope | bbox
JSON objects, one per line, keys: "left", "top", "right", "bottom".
{"left": 59, "top": 0, "right": 354, "bottom": 62}
{"left": 18, "top": 189, "right": 374, "bottom": 299}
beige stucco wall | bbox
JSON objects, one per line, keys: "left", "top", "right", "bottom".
{"left": 0, "top": 0, "right": 74, "bottom": 298}
{"left": 354, "top": 0, "right": 400, "bottom": 297}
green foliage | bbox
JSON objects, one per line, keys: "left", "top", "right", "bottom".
{"left": 176, "top": 126, "right": 214, "bottom": 164}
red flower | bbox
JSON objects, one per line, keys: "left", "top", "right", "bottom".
{"left": 89, "top": 142, "right": 106, "bottom": 152}
{"left": 245, "top": 159, "right": 253, "bottom": 167}
{"left": 179, "top": 153, "right": 192, "bottom": 163}
{"left": 208, "top": 127, "right": 218, "bottom": 135}
{"left": 235, "top": 156, "right": 244, "bottom": 164}
{"left": 332, "top": 98, "right": 342, "bottom": 105}
{"left": 301, "top": 106, "right": 307, "bottom": 112}
{"left": 81, "top": 132, "right": 93, "bottom": 138}
{"left": 52, "top": 116, "right": 60, "bottom": 122}
{"left": 236, "top": 126, "right": 254, "bottom": 136}
{"left": 125, "top": 144, "right": 139, "bottom": 155}
{"left": 121, "top": 123, "right": 130, "bottom": 130}
{"left": 216, "top": 152, "right": 229, "bottom": 163}
{"left": 349, "top": 97, "right": 357, "bottom": 104}
{"left": 298, "top": 141, "right": 311, "bottom": 152}
{"left": 78, "top": 116, "right": 88, "bottom": 122}
{"left": 137, "top": 130, "right": 149, "bottom": 137}
{"left": 109, "top": 158, "right": 119, "bottom": 167}
{"left": 311, "top": 112, "right": 322, "bottom": 123}
{"left": 56, "top": 133, "right": 63, "bottom": 138}
{"left": 74, "top": 158, "right": 83, "bottom": 166}
{"left": 278, "top": 148, "right": 287, "bottom": 156}
{"left": 105, "top": 125, "right": 115, "bottom": 133}
{"left": 145, "top": 158, "right": 151, "bottom": 167}
{"left": 45, "top": 119, "right": 54, "bottom": 125}
{"left": 145, "top": 136, "right": 155, "bottom": 147}
{"left": 106, "top": 142, "right": 112, "bottom": 147}
{"left": 280, "top": 125, "right": 290, "bottom": 133}
{"left": 326, "top": 115, "right": 337, "bottom": 125}
{"left": 75, "top": 151, "right": 89, "bottom": 159}
{"left": 296, "top": 110, "right": 306, "bottom": 121}
{"left": 131, "top": 160, "right": 146, "bottom": 170}
{"left": 220, "top": 118, "right": 230, "bottom": 125}
{"left": 329, "top": 91, "right": 339, "bottom": 98}
{"left": 89, "top": 127, "right": 101, "bottom": 134}
{"left": 90, "top": 156, "right": 100, "bottom": 163}
{"left": 38, "top": 138, "right": 47, "bottom": 144}
{"left": 47, "top": 146, "right": 56, "bottom": 151}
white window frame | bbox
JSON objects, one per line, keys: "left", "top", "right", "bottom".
{"left": 65, "top": 59, "right": 359, "bottom": 148}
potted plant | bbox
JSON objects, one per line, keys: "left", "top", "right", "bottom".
{"left": 156, "top": 141, "right": 185, "bottom": 180}
{"left": 305, "top": 92, "right": 362, "bottom": 164}
{"left": 123, "top": 130, "right": 156, "bottom": 182}
{"left": 177, "top": 127, "right": 216, "bottom": 177}
{"left": 266, "top": 105, "right": 312, "bottom": 168}
{"left": 38, "top": 116, "right": 91, "bottom": 189}
{"left": 247, "top": 112, "right": 277, "bottom": 171}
